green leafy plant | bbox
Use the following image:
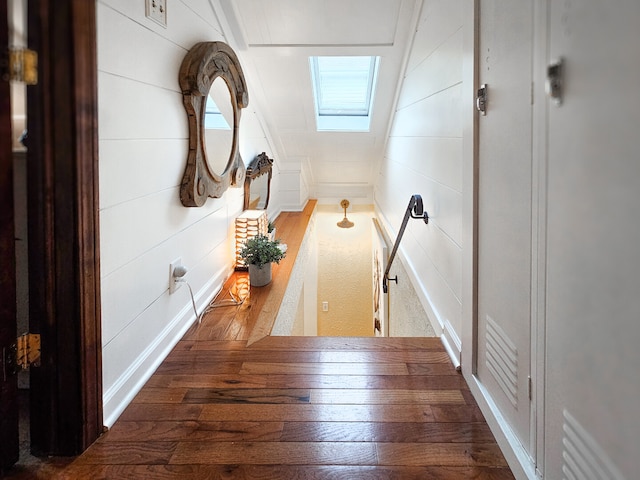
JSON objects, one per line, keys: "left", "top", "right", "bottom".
{"left": 239, "top": 234, "right": 286, "bottom": 268}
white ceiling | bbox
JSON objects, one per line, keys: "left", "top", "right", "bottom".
{"left": 215, "top": 0, "right": 420, "bottom": 198}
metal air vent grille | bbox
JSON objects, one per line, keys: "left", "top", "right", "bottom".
{"left": 485, "top": 315, "right": 518, "bottom": 407}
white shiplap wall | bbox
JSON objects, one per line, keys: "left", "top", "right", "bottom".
{"left": 97, "top": 0, "right": 274, "bottom": 425}
{"left": 375, "top": 0, "right": 464, "bottom": 356}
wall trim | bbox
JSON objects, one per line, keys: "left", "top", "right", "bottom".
{"left": 277, "top": 203, "right": 304, "bottom": 212}
{"left": 268, "top": 206, "right": 283, "bottom": 222}
{"left": 466, "top": 374, "right": 538, "bottom": 480}
{"left": 102, "top": 267, "right": 228, "bottom": 426}
{"left": 441, "top": 320, "right": 462, "bottom": 369}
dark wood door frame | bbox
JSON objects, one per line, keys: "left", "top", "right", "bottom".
{"left": 27, "top": 0, "right": 102, "bottom": 456}
{"left": 0, "top": 0, "right": 19, "bottom": 470}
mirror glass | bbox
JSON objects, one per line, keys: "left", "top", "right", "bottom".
{"left": 243, "top": 153, "right": 273, "bottom": 211}
{"left": 248, "top": 173, "right": 269, "bottom": 209}
{"left": 203, "top": 77, "right": 234, "bottom": 176}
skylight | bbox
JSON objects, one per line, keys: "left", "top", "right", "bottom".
{"left": 310, "top": 56, "right": 380, "bottom": 131}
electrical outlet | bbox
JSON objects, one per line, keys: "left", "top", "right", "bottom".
{"left": 145, "top": 0, "right": 167, "bottom": 27}
{"left": 169, "top": 258, "right": 183, "bottom": 294}
{"left": 322, "top": 301, "right": 329, "bottom": 312}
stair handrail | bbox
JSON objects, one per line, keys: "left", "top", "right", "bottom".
{"left": 383, "top": 194, "right": 429, "bottom": 293}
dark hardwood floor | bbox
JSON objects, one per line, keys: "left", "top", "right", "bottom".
{"left": 7, "top": 201, "right": 515, "bottom": 479}
{"left": 56, "top": 332, "right": 514, "bottom": 479}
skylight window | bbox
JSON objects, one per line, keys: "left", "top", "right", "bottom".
{"left": 310, "top": 56, "right": 380, "bottom": 131}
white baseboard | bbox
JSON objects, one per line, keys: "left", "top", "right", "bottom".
{"left": 277, "top": 202, "right": 305, "bottom": 212}
{"left": 102, "top": 269, "right": 227, "bottom": 427}
{"left": 466, "top": 374, "right": 538, "bottom": 480}
{"left": 440, "top": 334, "right": 460, "bottom": 371}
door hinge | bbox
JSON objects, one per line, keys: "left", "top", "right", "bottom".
{"left": 528, "top": 375, "right": 532, "bottom": 400}
{"left": 2, "top": 333, "right": 41, "bottom": 380}
{"left": 16, "top": 333, "right": 41, "bottom": 370}
{"left": 2, "top": 48, "right": 38, "bottom": 85}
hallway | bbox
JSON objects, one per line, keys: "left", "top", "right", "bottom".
{"left": 53, "top": 208, "right": 514, "bottom": 479}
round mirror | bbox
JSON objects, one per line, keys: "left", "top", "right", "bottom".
{"left": 179, "top": 42, "right": 249, "bottom": 207}
{"left": 202, "top": 77, "right": 234, "bottom": 177}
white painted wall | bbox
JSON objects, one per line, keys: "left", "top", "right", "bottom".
{"left": 277, "top": 166, "right": 305, "bottom": 212}
{"left": 316, "top": 207, "right": 373, "bottom": 337}
{"left": 97, "top": 0, "right": 275, "bottom": 425}
{"left": 375, "top": 0, "right": 465, "bottom": 359}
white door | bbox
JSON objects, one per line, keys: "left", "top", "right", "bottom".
{"left": 543, "top": 1, "right": 640, "bottom": 478}
{"left": 476, "top": 0, "right": 534, "bottom": 455}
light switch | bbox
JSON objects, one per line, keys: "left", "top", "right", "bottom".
{"left": 145, "top": 0, "right": 167, "bottom": 27}
{"left": 322, "top": 301, "right": 329, "bottom": 312}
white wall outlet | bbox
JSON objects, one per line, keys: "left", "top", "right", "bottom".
{"left": 322, "top": 301, "right": 329, "bottom": 312}
{"left": 169, "top": 258, "right": 183, "bottom": 294}
{"left": 145, "top": 0, "right": 167, "bottom": 27}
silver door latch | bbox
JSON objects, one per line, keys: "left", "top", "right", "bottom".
{"left": 476, "top": 84, "right": 488, "bottom": 115}
{"left": 546, "top": 58, "right": 564, "bottom": 106}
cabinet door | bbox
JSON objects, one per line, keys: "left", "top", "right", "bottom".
{"left": 544, "top": 0, "right": 640, "bottom": 478}
{"left": 476, "top": 0, "right": 534, "bottom": 456}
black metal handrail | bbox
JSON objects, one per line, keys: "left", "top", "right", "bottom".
{"left": 383, "top": 194, "right": 429, "bottom": 293}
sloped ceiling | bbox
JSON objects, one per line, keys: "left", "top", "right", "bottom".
{"left": 215, "top": 0, "right": 420, "bottom": 201}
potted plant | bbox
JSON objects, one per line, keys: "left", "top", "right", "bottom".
{"left": 239, "top": 234, "right": 286, "bottom": 286}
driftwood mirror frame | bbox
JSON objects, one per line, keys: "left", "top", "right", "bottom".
{"left": 179, "top": 42, "right": 248, "bottom": 207}
{"left": 244, "top": 152, "right": 274, "bottom": 210}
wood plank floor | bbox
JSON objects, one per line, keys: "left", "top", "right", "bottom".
{"left": 49, "top": 202, "right": 514, "bottom": 479}
{"left": 56, "top": 335, "right": 515, "bottom": 479}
